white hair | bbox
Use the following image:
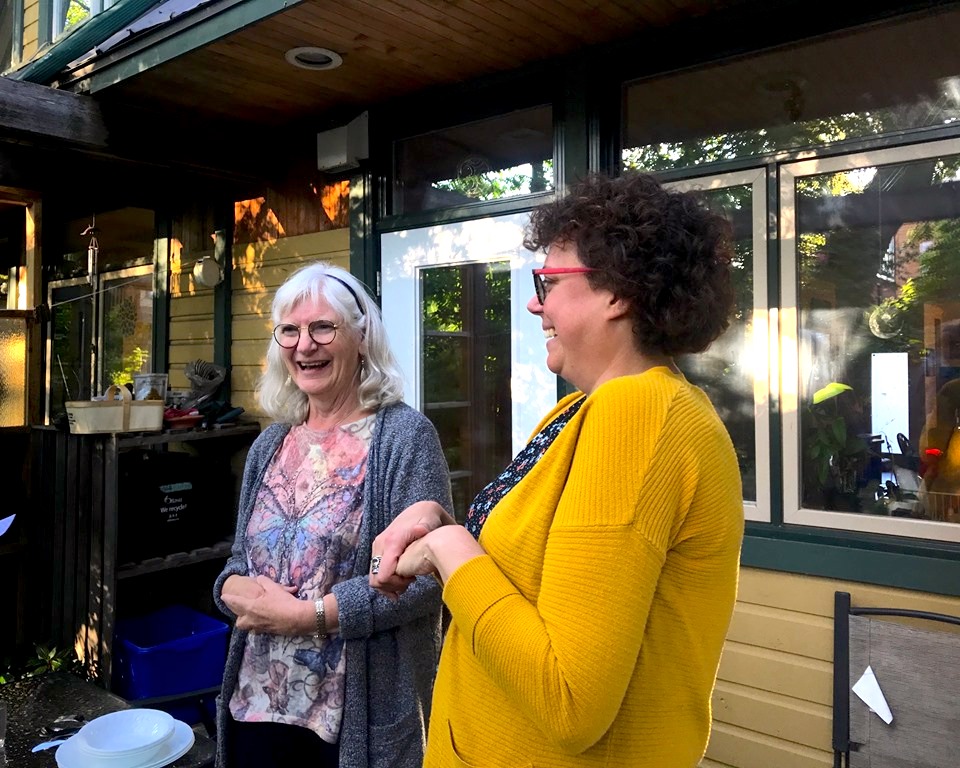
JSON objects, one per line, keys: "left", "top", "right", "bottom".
{"left": 258, "top": 262, "right": 405, "bottom": 423}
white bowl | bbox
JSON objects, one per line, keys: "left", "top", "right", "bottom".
{"left": 76, "top": 709, "right": 176, "bottom": 760}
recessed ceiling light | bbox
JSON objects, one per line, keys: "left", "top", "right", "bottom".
{"left": 285, "top": 47, "right": 343, "bottom": 71}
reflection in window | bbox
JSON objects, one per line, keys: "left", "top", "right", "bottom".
{"left": 795, "top": 155, "right": 960, "bottom": 524}
{"left": 395, "top": 106, "right": 553, "bottom": 214}
{"left": 47, "top": 267, "right": 153, "bottom": 422}
{"left": 48, "top": 281, "right": 93, "bottom": 418}
{"left": 420, "top": 262, "right": 513, "bottom": 520}
{"left": 622, "top": 9, "right": 960, "bottom": 174}
{"left": 677, "top": 184, "right": 757, "bottom": 502}
{"left": 100, "top": 271, "right": 153, "bottom": 388}
{"left": 53, "top": 0, "right": 114, "bottom": 41}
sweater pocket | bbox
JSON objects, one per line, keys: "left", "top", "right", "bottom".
{"left": 369, "top": 707, "right": 426, "bottom": 768}
{"left": 435, "top": 720, "right": 534, "bottom": 768}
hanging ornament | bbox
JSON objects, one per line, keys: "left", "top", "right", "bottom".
{"left": 81, "top": 214, "right": 100, "bottom": 278}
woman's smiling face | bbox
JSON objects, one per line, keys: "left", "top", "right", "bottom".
{"left": 280, "top": 295, "right": 362, "bottom": 407}
{"left": 526, "top": 241, "right": 619, "bottom": 394}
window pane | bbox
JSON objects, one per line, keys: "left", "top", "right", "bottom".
{"left": 420, "top": 262, "right": 513, "bottom": 521}
{"left": 48, "top": 281, "right": 94, "bottom": 419}
{"left": 0, "top": 315, "right": 27, "bottom": 427}
{"left": 1, "top": 0, "right": 14, "bottom": 72}
{"left": 395, "top": 106, "right": 554, "bottom": 214}
{"left": 677, "top": 183, "right": 757, "bottom": 502}
{"left": 100, "top": 271, "right": 154, "bottom": 390}
{"left": 795, "top": 154, "right": 960, "bottom": 524}
{"left": 623, "top": 9, "right": 960, "bottom": 173}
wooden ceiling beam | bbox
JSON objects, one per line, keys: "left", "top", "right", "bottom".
{"left": 0, "top": 78, "right": 109, "bottom": 149}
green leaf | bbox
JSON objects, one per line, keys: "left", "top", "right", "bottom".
{"left": 831, "top": 417, "right": 847, "bottom": 445}
{"left": 813, "top": 382, "right": 853, "bottom": 404}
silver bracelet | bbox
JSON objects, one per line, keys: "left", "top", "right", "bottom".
{"left": 315, "top": 598, "right": 328, "bottom": 640}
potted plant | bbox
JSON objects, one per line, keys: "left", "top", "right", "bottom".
{"left": 804, "top": 382, "right": 872, "bottom": 510}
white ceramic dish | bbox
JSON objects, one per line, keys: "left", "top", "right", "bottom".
{"left": 77, "top": 709, "right": 175, "bottom": 758}
{"left": 57, "top": 719, "right": 194, "bottom": 768}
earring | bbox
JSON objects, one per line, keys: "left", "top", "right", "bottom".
{"left": 360, "top": 356, "right": 367, "bottom": 380}
{"left": 285, "top": 374, "right": 293, "bottom": 387}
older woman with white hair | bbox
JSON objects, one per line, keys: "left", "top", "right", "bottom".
{"left": 213, "top": 262, "right": 452, "bottom": 768}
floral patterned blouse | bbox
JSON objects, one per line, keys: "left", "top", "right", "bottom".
{"left": 464, "top": 396, "right": 585, "bottom": 539}
{"left": 230, "top": 416, "right": 374, "bottom": 743}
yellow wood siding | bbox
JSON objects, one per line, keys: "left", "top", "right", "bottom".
{"left": 168, "top": 244, "right": 217, "bottom": 391}
{"left": 703, "top": 568, "right": 960, "bottom": 768}
{"left": 22, "top": 0, "right": 40, "bottom": 60}
{"left": 231, "top": 229, "right": 350, "bottom": 423}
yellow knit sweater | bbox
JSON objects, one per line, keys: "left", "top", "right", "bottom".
{"left": 425, "top": 369, "right": 744, "bottom": 768}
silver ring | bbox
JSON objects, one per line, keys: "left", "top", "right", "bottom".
{"left": 371, "top": 555, "right": 382, "bottom": 575}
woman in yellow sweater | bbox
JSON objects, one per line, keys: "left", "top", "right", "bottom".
{"left": 371, "top": 172, "right": 745, "bottom": 768}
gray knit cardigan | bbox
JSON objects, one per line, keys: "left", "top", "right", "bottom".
{"left": 213, "top": 403, "right": 453, "bottom": 768}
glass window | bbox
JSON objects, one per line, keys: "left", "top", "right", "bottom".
{"left": 0, "top": 312, "right": 29, "bottom": 427}
{"left": 45, "top": 203, "right": 157, "bottom": 423}
{"left": 782, "top": 139, "right": 960, "bottom": 541}
{"left": 99, "top": 268, "right": 154, "bottom": 389}
{"left": 51, "top": 0, "right": 114, "bottom": 42}
{"left": 47, "top": 279, "right": 94, "bottom": 419}
{"left": 420, "top": 263, "right": 513, "bottom": 520}
{"left": 669, "top": 171, "right": 770, "bottom": 520}
{"left": 623, "top": 8, "right": 960, "bottom": 173}
{"left": 381, "top": 212, "right": 557, "bottom": 521}
{"left": 1, "top": 0, "right": 15, "bottom": 72}
{"left": 394, "top": 106, "right": 554, "bottom": 215}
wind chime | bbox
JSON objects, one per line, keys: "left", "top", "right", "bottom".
{"left": 81, "top": 214, "right": 100, "bottom": 280}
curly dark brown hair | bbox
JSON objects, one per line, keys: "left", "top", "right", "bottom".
{"left": 524, "top": 172, "right": 736, "bottom": 356}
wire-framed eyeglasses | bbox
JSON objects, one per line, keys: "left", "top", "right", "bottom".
{"left": 273, "top": 320, "right": 340, "bottom": 348}
{"left": 532, "top": 267, "right": 600, "bottom": 305}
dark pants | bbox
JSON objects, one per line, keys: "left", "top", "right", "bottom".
{"left": 229, "top": 719, "right": 339, "bottom": 768}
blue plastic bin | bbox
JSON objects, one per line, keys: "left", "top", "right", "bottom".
{"left": 113, "top": 604, "right": 229, "bottom": 701}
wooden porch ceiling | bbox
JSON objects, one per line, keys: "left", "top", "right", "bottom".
{"left": 60, "top": 0, "right": 756, "bottom": 131}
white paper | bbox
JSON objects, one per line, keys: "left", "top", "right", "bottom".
{"left": 0, "top": 514, "right": 14, "bottom": 538}
{"left": 852, "top": 665, "right": 893, "bottom": 724}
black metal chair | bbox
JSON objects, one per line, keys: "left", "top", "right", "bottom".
{"left": 832, "top": 591, "right": 960, "bottom": 768}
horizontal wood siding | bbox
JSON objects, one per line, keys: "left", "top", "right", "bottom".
{"left": 167, "top": 237, "right": 216, "bottom": 391}
{"left": 703, "top": 568, "right": 960, "bottom": 768}
{"left": 231, "top": 229, "right": 350, "bottom": 422}
{"left": 22, "top": 0, "right": 39, "bottom": 60}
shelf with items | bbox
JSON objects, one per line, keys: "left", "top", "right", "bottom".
{"left": 29, "top": 422, "right": 259, "bottom": 689}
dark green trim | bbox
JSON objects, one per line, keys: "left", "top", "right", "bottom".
{"left": 152, "top": 213, "right": 170, "bottom": 376}
{"left": 350, "top": 165, "right": 379, "bottom": 303}
{"left": 555, "top": 61, "right": 589, "bottom": 192}
{"left": 64, "top": 0, "right": 303, "bottom": 94}
{"left": 11, "top": 0, "right": 24, "bottom": 65}
{"left": 378, "top": 192, "right": 552, "bottom": 234}
{"left": 16, "top": 0, "right": 160, "bottom": 84}
{"left": 37, "top": 0, "right": 52, "bottom": 50}
{"left": 764, "top": 164, "right": 784, "bottom": 525}
{"left": 743, "top": 528, "right": 960, "bottom": 597}
{"left": 212, "top": 219, "right": 231, "bottom": 383}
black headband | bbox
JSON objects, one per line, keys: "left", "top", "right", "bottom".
{"left": 329, "top": 274, "right": 366, "bottom": 316}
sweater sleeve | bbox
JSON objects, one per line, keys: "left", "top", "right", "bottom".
{"left": 212, "top": 424, "right": 286, "bottom": 618}
{"left": 443, "top": 375, "right": 703, "bottom": 753}
{"left": 335, "top": 407, "right": 453, "bottom": 639}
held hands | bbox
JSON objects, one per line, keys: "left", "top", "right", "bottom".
{"left": 221, "top": 575, "right": 309, "bottom": 635}
{"left": 370, "top": 501, "right": 485, "bottom": 599}
{"left": 369, "top": 500, "right": 449, "bottom": 599}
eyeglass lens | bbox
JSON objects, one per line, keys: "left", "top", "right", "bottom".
{"left": 533, "top": 272, "right": 546, "bottom": 304}
{"left": 274, "top": 321, "right": 338, "bottom": 347}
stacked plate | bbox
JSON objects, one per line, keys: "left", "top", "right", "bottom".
{"left": 56, "top": 709, "right": 195, "bottom": 768}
